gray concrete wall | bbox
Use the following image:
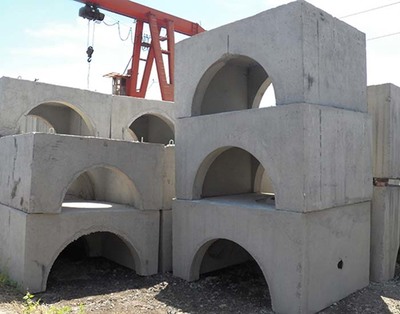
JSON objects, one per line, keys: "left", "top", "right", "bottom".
{"left": 368, "top": 83, "right": 400, "bottom": 282}
{"left": 0, "top": 204, "right": 26, "bottom": 288}
{"left": 368, "top": 84, "right": 400, "bottom": 178}
{"left": 175, "top": 104, "right": 372, "bottom": 212}
{"left": 175, "top": 1, "right": 366, "bottom": 118}
{"left": 370, "top": 187, "right": 400, "bottom": 282}
{"left": 0, "top": 133, "right": 166, "bottom": 213}
{"left": 173, "top": 199, "right": 370, "bottom": 313}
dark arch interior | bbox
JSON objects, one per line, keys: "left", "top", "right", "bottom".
{"left": 199, "top": 239, "right": 272, "bottom": 311}
{"left": 23, "top": 102, "right": 92, "bottom": 136}
{"left": 63, "top": 167, "right": 138, "bottom": 208}
{"left": 48, "top": 232, "right": 135, "bottom": 289}
{"left": 196, "top": 56, "right": 275, "bottom": 116}
{"left": 201, "top": 147, "right": 275, "bottom": 206}
{"left": 129, "top": 114, "right": 174, "bottom": 145}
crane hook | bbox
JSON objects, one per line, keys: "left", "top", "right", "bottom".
{"left": 86, "top": 46, "right": 94, "bottom": 62}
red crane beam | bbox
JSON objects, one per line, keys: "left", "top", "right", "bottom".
{"left": 74, "top": 0, "right": 205, "bottom": 101}
{"left": 73, "top": 0, "right": 204, "bottom": 35}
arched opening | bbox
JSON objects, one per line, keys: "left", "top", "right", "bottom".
{"left": 193, "top": 55, "right": 276, "bottom": 116}
{"left": 18, "top": 102, "right": 94, "bottom": 136}
{"left": 129, "top": 114, "right": 174, "bottom": 145}
{"left": 199, "top": 147, "right": 275, "bottom": 206}
{"left": 63, "top": 166, "right": 140, "bottom": 210}
{"left": 47, "top": 232, "right": 137, "bottom": 290}
{"left": 191, "top": 239, "right": 272, "bottom": 311}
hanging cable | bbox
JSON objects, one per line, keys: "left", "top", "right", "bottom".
{"left": 367, "top": 31, "right": 400, "bottom": 41}
{"left": 117, "top": 22, "right": 132, "bottom": 41}
{"left": 340, "top": 1, "right": 400, "bottom": 18}
{"left": 86, "top": 20, "right": 97, "bottom": 89}
{"left": 102, "top": 18, "right": 137, "bottom": 43}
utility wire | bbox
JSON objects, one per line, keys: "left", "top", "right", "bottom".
{"left": 340, "top": 1, "right": 400, "bottom": 18}
{"left": 367, "top": 31, "right": 400, "bottom": 41}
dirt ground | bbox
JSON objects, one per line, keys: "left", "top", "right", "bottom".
{"left": 1, "top": 258, "right": 400, "bottom": 314}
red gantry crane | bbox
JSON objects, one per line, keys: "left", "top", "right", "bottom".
{"left": 74, "top": 0, "right": 205, "bottom": 101}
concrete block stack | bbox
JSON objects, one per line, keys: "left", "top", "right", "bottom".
{"left": 0, "top": 77, "right": 176, "bottom": 292}
{"left": 368, "top": 84, "right": 400, "bottom": 282}
{"left": 172, "top": 2, "right": 372, "bottom": 313}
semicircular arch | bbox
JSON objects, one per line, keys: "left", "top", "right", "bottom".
{"left": 20, "top": 100, "right": 96, "bottom": 136}
{"left": 192, "top": 54, "right": 277, "bottom": 116}
{"left": 192, "top": 145, "right": 277, "bottom": 201}
{"left": 60, "top": 164, "right": 143, "bottom": 210}
{"left": 128, "top": 111, "right": 175, "bottom": 145}
{"left": 189, "top": 237, "right": 276, "bottom": 309}
{"left": 43, "top": 228, "right": 141, "bottom": 291}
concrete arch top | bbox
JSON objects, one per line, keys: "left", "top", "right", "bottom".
{"left": 175, "top": 1, "right": 366, "bottom": 118}
{"left": 0, "top": 133, "right": 166, "bottom": 213}
{"left": 0, "top": 77, "right": 112, "bottom": 137}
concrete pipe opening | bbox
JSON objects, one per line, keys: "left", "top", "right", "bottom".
{"left": 47, "top": 232, "right": 137, "bottom": 290}
{"left": 63, "top": 166, "right": 140, "bottom": 210}
{"left": 18, "top": 102, "right": 94, "bottom": 136}
{"left": 192, "top": 55, "right": 276, "bottom": 116}
{"left": 200, "top": 147, "right": 275, "bottom": 207}
{"left": 191, "top": 239, "right": 272, "bottom": 311}
{"left": 129, "top": 114, "right": 174, "bottom": 145}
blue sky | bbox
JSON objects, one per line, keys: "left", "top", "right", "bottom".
{"left": 1, "top": 0, "right": 400, "bottom": 97}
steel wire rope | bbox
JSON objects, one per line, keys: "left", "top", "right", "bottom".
{"left": 338, "top": 2, "right": 400, "bottom": 41}
{"left": 86, "top": 20, "right": 96, "bottom": 89}
{"left": 340, "top": 1, "right": 400, "bottom": 18}
{"left": 368, "top": 31, "right": 400, "bottom": 41}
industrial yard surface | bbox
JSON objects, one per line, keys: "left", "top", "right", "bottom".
{"left": 1, "top": 258, "right": 399, "bottom": 314}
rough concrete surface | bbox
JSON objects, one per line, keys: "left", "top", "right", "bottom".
{"left": 0, "top": 133, "right": 166, "bottom": 213}
{"left": 173, "top": 198, "right": 370, "bottom": 313}
{"left": 175, "top": 104, "right": 372, "bottom": 212}
{"left": 368, "top": 84, "right": 400, "bottom": 283}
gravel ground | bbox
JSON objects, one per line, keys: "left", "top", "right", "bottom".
{"left": 0, "top": 257, "right": 399, "bottom": 314}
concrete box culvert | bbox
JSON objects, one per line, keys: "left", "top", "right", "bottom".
{"left": 0, "top": 77, "right": 111, "bottom": 138}
{"left": 175, "top": 1, "right": 367, "bottom": 118}
{"left": 172, "top": 199, "right": 370, "bottom": 314}
{"left": 175, "top": 105, "right": 372, "bottom": 212}
{"left": 0, "top": 133, "right": 166, "bottom": 213}
{"left": 0, "top": 203, "right": 160, "bottom": 293}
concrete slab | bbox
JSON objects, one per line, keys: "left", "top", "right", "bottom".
{"left": 173, "top": 198, "right": 370, "bottom": 314}
{"left": 175, "top": 1, "right": 366, "bottom": 118}
{"left": 0, "top": 77, "right": 111, "bottom": 137}
{"left": 0, "top": 202, "right": 160, "bottom": 293}
{"left": 0, "top": 133, "right": 165, "bottom": 213}
{"left": 175, "top": 104, "right": 372, "bottom": 212}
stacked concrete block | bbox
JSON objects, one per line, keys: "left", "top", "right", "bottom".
{"left": 368, "top": 84, "right": 400, "bottom": 282}
{"left": 0, "top": 77, "right": 112, "bottom": 137}
{"left": 173, "top": 1, "right": 372, "bottom": 313}
{"left": 110, "top": 95, "right": 176, "bottom": 145}
{"left": 0, "top": 76, "right": 176, "bottom": 290}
